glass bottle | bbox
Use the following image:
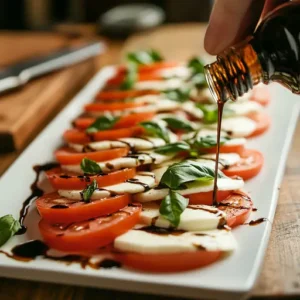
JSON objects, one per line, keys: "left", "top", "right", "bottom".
{"left": 204, "top": 1, "right": 300, "bottom": 102}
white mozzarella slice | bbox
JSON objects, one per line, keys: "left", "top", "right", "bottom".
{"left": 159, "top": 66, "right": 191, "bottom": 79}
{"left": 58, "top": 173, "right": 156, "bottom": 200}
{"left": 134, "top": 78, "right": 183, "bottom": 91}
{"left": 69, "top": 141, "right": 127, "bottom": 152}
{"left": 209, "top": 116, "right": 256, "bottom": 137}
{"left": 114, "top": 229, "right": 237, "bottom": 254}
{"left": 226, "top": 101, "right": 263, "bottom": 116}
{"left": 61, "top": 152, "right": 175, "bottom": 174}
{"left": 140, "top": 202, "right": 226, "bottom": 231}
{"left": 182, "top": 101, "right": 204, "bottom": 120}
{"left": 133, "top": 177, "right": 244, "bottom": 203}
{"left": 199, "top": 153, "right": 241, "bottom": 167}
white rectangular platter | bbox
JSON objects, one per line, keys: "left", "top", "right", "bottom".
{"left": 0, "top": 66, "right": 299, "bottom": 300}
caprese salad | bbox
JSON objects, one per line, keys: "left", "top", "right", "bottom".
{"left": 1, "top": 49, "right": 270, "bottom": 272}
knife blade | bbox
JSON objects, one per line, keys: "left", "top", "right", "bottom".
{"left": 0, "top": 41, "right": 105, "bottom": 94}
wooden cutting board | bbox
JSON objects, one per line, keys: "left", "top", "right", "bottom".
{"left": 0, "top": 31, "right": 99, "bottom": 153}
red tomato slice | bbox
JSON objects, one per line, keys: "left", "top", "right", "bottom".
{"left": 114, "top": 250, "right": 221, "bottom": 273}
{"left": 39, "top": 204, "right": 141, "bottom": 252}
{"left": 250, "top": 85, "right": 271, "bottom": 106}
{"left": 74, "top": 112, "right": 155, "bottom": 130}
{"left": 36, "top": 192, "right": 130, "bottom": 224}
{"left": 218, "top": 191, "right": 253, "bottom": 227}
{"left": 199, "top": 144, "right": 245, "bottom": 156}
{"left": 55, "top": 147, "right": 128, "bottom": 165}
{"left": 96, "top": 90, "right": 159, "bottom": 101}
{"left": 186, "top": 190, "right": 232, "bottom": 205}
{"left": 85, "top": 102, "right": 145, "bottom": 112}
{"left": 63, "top": 126, "right": 145, "bottom": 144}
{"left": 46, "top": 167, "right": 136, "bottom": 190}
{"left": 223, "top": 149, "right": 264, "bottom": 180}
{"left": 247, "top": 112, "right": 270, "bottom": 137}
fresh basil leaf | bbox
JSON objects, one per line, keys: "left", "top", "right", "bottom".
{"left": 80, "top": 158, "right": 102, "bottom": 175}
{"left": 120, "top": 63, "right": 137, "bottom": 90}
{"left": 194, "top": 135, "right": 230, "bottom": 148}
{"left": 160, "top": 160, "right": 226, "bottom": 190}
{"left": 188, "top": 57, "right": 205, "bottom": 74}
{"left": 159, "top": 190, "right": 188, "bottom": 227}
{"left": 155, "top": 142, "right": 191, "bottom": 154}
{"left": 140, "top": 121, "right": 170, "bottom": 143}
{"left": 127, "top": 49, "right": 163, "bottom": 65}
{"left": 163, "top": 117, "right": 194, "bottom": 132}
{"left": 163, "top": 88, "right": 191, "bottom": 103}
{"left": 0, "top": 215, "right": 21, "bottom": 247}
{"left": 81, "top": 179, "right": 98, "bottom": 202}
{"left": 86, "top": 115, "right": 119, "bottom": 133}
{"left": 196, "top": 104, "right": 218, "bottom": 124}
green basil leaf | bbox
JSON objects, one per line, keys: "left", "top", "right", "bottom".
{"left": 140, "top": 121, "right": 170, "bottom": 143}
{"left": 86, "top": 115, "right": 119, "bottom": 133}
{"left": 163, "top": 117, "right": 194, "bottom": 132}
{"left": 0, "top": 215, "right": 21, "bottom": 247}
{"left": 80, "top": 158, "right": 102, "bottom": 175}
{"left": 160, "top": 160, "right": 226, "bottom": 189}
{"left": 81, "top": 179, "right": 98, "bottom": 202}
{"left": 163, "top": 88, "right": 191, "bottom": 103}
{"left": 120, "top": 63, "right": 138, "bottom": 90}
{"left": 193, "top": 135, "right": 230, "bottom": 148}
{"left": 188, "top": 57, "right": 205, "bottom": 74}
{"left": 127, "top": 49, "right": 163, "bottom": 65}
{"left": 155, "top": 142, "right": 191, "bottom": 154}
{"left": 159, "top": 190, "right": 188, "bottom": 227}
{"left": 196, "top": 104, "right": 218, "bottom": 124}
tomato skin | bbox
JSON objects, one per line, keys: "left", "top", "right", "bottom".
{"left": 85, "top": 102, "right": 145, "bottom": 112}
{"left": 114, "top": 250, "right": 221, "bottom": 273}
{"left": 36, "top": 192, "right": 130, "bottom": 224}
{"left": 218, "top": 191, "right": 253, "bottom": 227}
{"left": 55, "top": 147, "right": 128, "bottom": 165}
{"left": 39, "top": 204, "right": 141, "bottom": 252}
{"left": 63, "top": 126, "right": 145, "bottom": 144}
{"left": 250, "top": 85, "right": 270, "bottom": 106}
{"left": 74, "top": 112, "right": 155, "bottom": 130}
{"left": 223, "top": 149, "right": 264, "bottom": 180}
{"left": 187, "top": 190, "right": 232, "bottom": 205}
{"left": 200, "top": 144, "right": 245, "bottom": 156}
{"left": 96, "top": 90, "right": 159, "bottom": 101}
{"left": 46, "top": 167, "right": 136, "bottom": 190}
{"left": 247, "top": 112, "right": 270, "bottom": 137}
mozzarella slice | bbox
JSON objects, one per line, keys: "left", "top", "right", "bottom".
{"left": 159, "top": 66, "right": 191, "bottom": 79}
{"left": 58, "top": 172, "right": 156, "bottom": 200}
{"left": 133, "top": 177, "right": 244, "bottom": 203}
{"left": 134, "top": 78, "right": 184, "bottom": 91}
{"left": 61, "top": 152, "right": 175, "bottom": 174}
{"left": 140, "top": 202, "right": 226, "bottom": 231}
{"left": 209, "top": 116, "right": 256, "bottom": 137}
{"left": 182, "top": 101, "right": 204, "bottom": 120}
{"left": 114, "top": 229, "right": 237, "bottom": 254}
{"left": 226, "top": 101, "right": 263, "bottom": 116}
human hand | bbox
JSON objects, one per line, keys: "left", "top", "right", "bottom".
{"left": 204, "top": 0, "right": 288, "bottom": 55}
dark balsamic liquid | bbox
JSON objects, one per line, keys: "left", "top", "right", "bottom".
{"left": 16, "top": 162, "right": 59, "bottom": 235}
{"left": 212, "top": 102, "right": 224, "bottom": 206}
{"left": 248, "top": 218, "right": 267, "bottom": 226}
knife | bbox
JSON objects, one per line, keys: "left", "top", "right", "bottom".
{"left": 0, "top": 41, "right": 105, "bottom": 94}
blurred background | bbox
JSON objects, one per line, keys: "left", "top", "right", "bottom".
{"left": 0, "top": 0, "right": 212, "bottom": 31}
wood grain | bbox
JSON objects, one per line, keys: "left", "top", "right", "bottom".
{"left": 0, "top": 23, "right": 300, "bottom": 299}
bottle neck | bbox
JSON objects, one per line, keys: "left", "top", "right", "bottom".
{"left": 204, "top": 40, "right": 263, "bottom": 102}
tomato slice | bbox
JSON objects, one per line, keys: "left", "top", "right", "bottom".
{"left": 39, "top": 204, "right": 141, "bottom": 252}
{"left": 36, "top": 192, "right": 130, "bottom": 224}
{"left": 55, "top": 147, "right": 128, "bottom": 165}
{"left": 247, "top": 112, "right": 270, "bottom": 137}
{"left": 250, "top": 85, "right": 271, "bottom": 106}
{"left": 186, "top": 190, "right": 232, "bottom": 205}
{"left": 46, "top": 167, "right": 136, "bottom": 190}
{"left": 85, "top": 102, "right": 145, "bottom": 112}
{"left": 96, "top": 90, "right": 159, "bottom": 101}
{"left": 63, "top": 126, "right": 145, "bottom": 144}
{"left": 74, "top": 112, "right": 155, "bottom": 130}
{"left": 223, "top": 149, "right": 263, "bottom": 180}
{"left": 199, "top": 144, "right": 245, "bottom": 156}
{"left": 114, "top": 250, "right": 221, "bottom": 273}
{"left": 218, "top": 191, "right": 253, "bottom": 227}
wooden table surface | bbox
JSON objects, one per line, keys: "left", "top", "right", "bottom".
{"left": 0, "top": 23, "right": 300, "bottom": 300}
